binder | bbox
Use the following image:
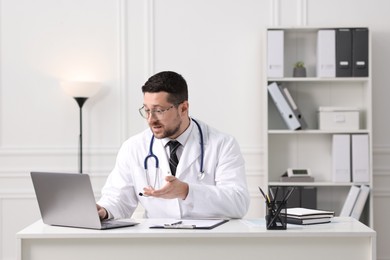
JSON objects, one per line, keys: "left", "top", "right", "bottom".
{"left": 317, "top": 30, "right": 336, "bottom": 77}
{"left": 336, "top": 28, "right": 352, "bottom": 77}
{"left": 340, "top": 185, "right": 360, "bottom": 217}
{"left": 268, "top": 82, "right": 307, "bottom": 130}
{"left": 283, "top": 207, "right": 334, "bottom": 225}
{"left": 283, "top": 207, "right": 334, "bottom": 217}
{"left": 300, "top": 187, "right": 317, "bottom": 209}
{"left": 352, "top": 134, "right": 370, "bottom": 183}
{"left": 350, "top": 185, "right": 370, "bottom": 220}
{"left": 285, "top": 217, "right": 332, "bottom": 225}
{"left": 352, "top": 28, "right": 369, "bottom": 77}
{"left": 332, "top": 134, "right": 351, "bottom": 182}
{"left": 267, "top": 30, "right": 284, "bottom": 78}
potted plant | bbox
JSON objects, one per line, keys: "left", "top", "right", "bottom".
{"left": 293, "top": 61, "right": 307, "bottom": 77}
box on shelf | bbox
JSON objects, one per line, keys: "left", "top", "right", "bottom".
{"left": 318, "top": 107, "right": 360, "bottom": 130}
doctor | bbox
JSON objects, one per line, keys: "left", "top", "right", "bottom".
{"left": 97, "top": 71, "right": 250, "bottom": 219}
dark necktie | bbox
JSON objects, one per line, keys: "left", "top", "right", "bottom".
{"left": 167, "top": 140, "right": 180, "bottom": 176}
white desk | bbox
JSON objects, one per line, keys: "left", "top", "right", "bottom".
{"left": 16, "top": 217, "right": 376, "bottom": 260}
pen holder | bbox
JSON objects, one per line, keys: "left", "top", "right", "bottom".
{"left": 265, "top": 200, "right": 287, "bottom": 230}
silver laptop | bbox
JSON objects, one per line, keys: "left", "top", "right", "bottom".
{"left": 31, "top": 171, "right": 138, "bottom": 230}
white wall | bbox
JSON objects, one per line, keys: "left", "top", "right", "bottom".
{"left": 1, "top": 0, "right": 390, "bottom": 259}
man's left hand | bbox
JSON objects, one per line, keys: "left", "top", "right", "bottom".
{"left": 142, "top": 176, "right": 189, "bottom": 200}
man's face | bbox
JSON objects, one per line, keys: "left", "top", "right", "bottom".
{"left": 143, "top": 92, "right": 187, "bottom": 139}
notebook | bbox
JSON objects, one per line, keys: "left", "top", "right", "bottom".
{"left": 30, "top": 171, "right": 138, "bottom": 230}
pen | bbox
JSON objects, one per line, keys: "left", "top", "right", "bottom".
{"left": 269, "top": 188, "right": 274, "bottom": 201}
{"left": 164, "top": 221, "right": 182, "bottom": 227}
{"left": 258, "top": 187, "right": 269, "bottom": 203}
{"left": 138, "top": 192, "right": 149, "bottom": 197}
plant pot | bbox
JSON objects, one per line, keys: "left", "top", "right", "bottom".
{"left": 293, "top": 67, "right": 307, "bottom": 77}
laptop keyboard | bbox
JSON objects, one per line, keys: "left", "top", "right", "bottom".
{"left": 101, "top": 220, "right": 138, "bottom": 229}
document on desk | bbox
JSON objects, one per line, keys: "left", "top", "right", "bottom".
{"left": 149, "top": 219, "right": 229, "bottom": 229}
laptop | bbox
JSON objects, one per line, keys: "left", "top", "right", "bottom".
{"left": 30, "top": 171, "right": 138, "bottom": 230}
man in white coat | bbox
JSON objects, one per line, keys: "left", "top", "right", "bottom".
{"left": 97, "top": 71, "right": 250, "bottom": 220}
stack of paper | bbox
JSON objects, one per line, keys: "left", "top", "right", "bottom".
{"left": 281, "top": 208, "right": 334, "bottom": 225}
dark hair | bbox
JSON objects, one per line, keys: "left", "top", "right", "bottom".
{"left": 141, "top": 71, "right": 188, "bottom": 105}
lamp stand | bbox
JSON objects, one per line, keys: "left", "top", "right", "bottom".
{"left": 74, "top": 97, "right": 88, "bottom": 174}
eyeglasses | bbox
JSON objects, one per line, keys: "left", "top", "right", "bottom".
{"left": 139, "top": 105, "right": 175, "bottom": 119}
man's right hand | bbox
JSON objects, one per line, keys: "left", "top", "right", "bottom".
{"left": 96, "top": 204, "right": 108, "bottom": 220}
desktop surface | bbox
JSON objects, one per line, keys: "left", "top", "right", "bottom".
{"left": 17, "top": 217, "right": 374, "bottom": 237}
{"left": 17, "top": 217, "right": 376, "bottom": 260}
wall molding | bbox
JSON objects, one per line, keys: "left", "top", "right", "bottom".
{"left": 297, "top": 0, "right": 308, "bottom": 26}
{"left": 269, "top": 0, "right": 280, "bottom": 26}
{"left": 373, "top": 145, "right": 390, "bottom": 154}
{"left": 0, "top": 0, "right": 3, "bottom": 148}
{"left": 0, "top": 147, "right": 118, "bottom": 155}
{"left": 0, "top": 146, "right": 261, "bottom": 156}
{"left": 145, "top": 0, "right": 155, "bottom": 77}
{"left": 118, "top": 0, "right": 130, "bottom": 141}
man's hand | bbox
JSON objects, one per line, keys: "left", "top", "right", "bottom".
{"left": 96, "top": 204, "right": 108, "bottom": 220}
{"left": 142, "top": 176, "right": 189, "bottom": 200}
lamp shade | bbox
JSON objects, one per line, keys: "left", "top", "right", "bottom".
{"left": 61, "top": 81, "right": 101, "bottom": 98}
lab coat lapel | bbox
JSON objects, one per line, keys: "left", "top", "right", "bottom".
{"left": 176, "top": 121, "right": 208, "bottom": 177}
{"left": 152, "top": 138, "right": 171, "bottom": 176}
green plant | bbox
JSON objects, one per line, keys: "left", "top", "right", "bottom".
{"left": 294, "top": 61, "right": 305, "bottom": 68}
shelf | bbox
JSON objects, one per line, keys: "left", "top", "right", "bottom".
{"left": 268, "top": 77, "right": 369, "bottom": 83}
{"left": 268, "top": 26, "right": 370, "bottom": 32}
{"left": 265, "top": 26, "right": 372, "bottom": 227}
{"left": 268, "top": 182, "right": 370, "bottom": 187}
{"left": 268, "top": 129, "right": 370, "bottom": 135}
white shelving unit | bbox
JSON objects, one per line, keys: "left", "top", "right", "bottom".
{"left": 264, "top": 27, "right": 373, "bottom": 227}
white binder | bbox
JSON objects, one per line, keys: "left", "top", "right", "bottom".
{"left": 267, "top": 30, "right": 284, "bottom": 78}
{"left": 268, "top": 82, "right": 307, "bottom": 130}
{"left": 352, "top": 134, "right": 370, "bottom": 183}
{"left": 340, "top": 185, "right": 360, "bottom": 217}
{"left": 332, "top": 134, "right": 351, "bottom": 182}
{"left": 317, "top": 30, "right": 336, "bottom": 77}
{"left": 350, "top": 185, "right": 370, "bottom": 220}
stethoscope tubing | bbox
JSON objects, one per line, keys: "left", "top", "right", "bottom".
{"left": 191, "top": 119, "right": 205, "bottom": 174}
{"left": 144, "top": 118, "right": 204, "bottom": 175}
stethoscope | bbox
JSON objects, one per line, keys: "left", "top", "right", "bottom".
{"left": 142, "top": 118, "right": 205, "bottom": 190}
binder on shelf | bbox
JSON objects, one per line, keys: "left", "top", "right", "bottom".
{"left": 300, "top": 187, "right": 318, "bottom": 210}
{"left": 267, "top": 30, "right": 284, "bottom": 78}
{"left": 352, "top": 28, "right": 369, "bottom": 77}
{"left": 332, "top": 134, "right": 351, "bottom": 182}
{"left": 340, "top": 185, "right": 360, "bottom": 217}
{"left": 268, "top": 82, "right": 307, "bottom": 130}
{"left": 317, "top": 30, "right": 336, "bottom": 77}
{"left": 336, "top": 28, "right": 352, "bottom": 77}
{"left": 352, "top": 134, "right": 370, "bottom": 183}
{"left": 350, "top": 185, "right": 370, "bottom": 220}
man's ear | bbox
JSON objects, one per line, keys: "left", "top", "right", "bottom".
{"left": 180, "top": 101, "right": 189, "bottom": 115}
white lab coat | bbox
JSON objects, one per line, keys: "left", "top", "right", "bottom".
{"left": 98, "top": 119, "right": 250, "bottom": 219}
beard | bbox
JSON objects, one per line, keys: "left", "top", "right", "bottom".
{"left": 150, "top": 117, "right": 182, "bottom": 139}
{"left": 160, "top": 122, "right": 181, "bottom": 139}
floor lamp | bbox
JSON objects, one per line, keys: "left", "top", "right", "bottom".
{"left": 61, "top": 81, "right": 101, "bottom": 174}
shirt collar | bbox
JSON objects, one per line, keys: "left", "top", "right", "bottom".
{"left": 162, "top": 118, "right": 194, "bottom": 147}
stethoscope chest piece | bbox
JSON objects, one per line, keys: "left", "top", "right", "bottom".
{"left": 197, "top": 171, "right": 205, "bottom": 181}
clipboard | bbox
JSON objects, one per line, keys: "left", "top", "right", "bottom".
{"left": 149, "top": 219, "right": 229, "bottom": 230}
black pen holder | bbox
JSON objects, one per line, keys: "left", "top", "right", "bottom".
{"left": 265, "top": 200, "right": 287, "bottom": 230}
